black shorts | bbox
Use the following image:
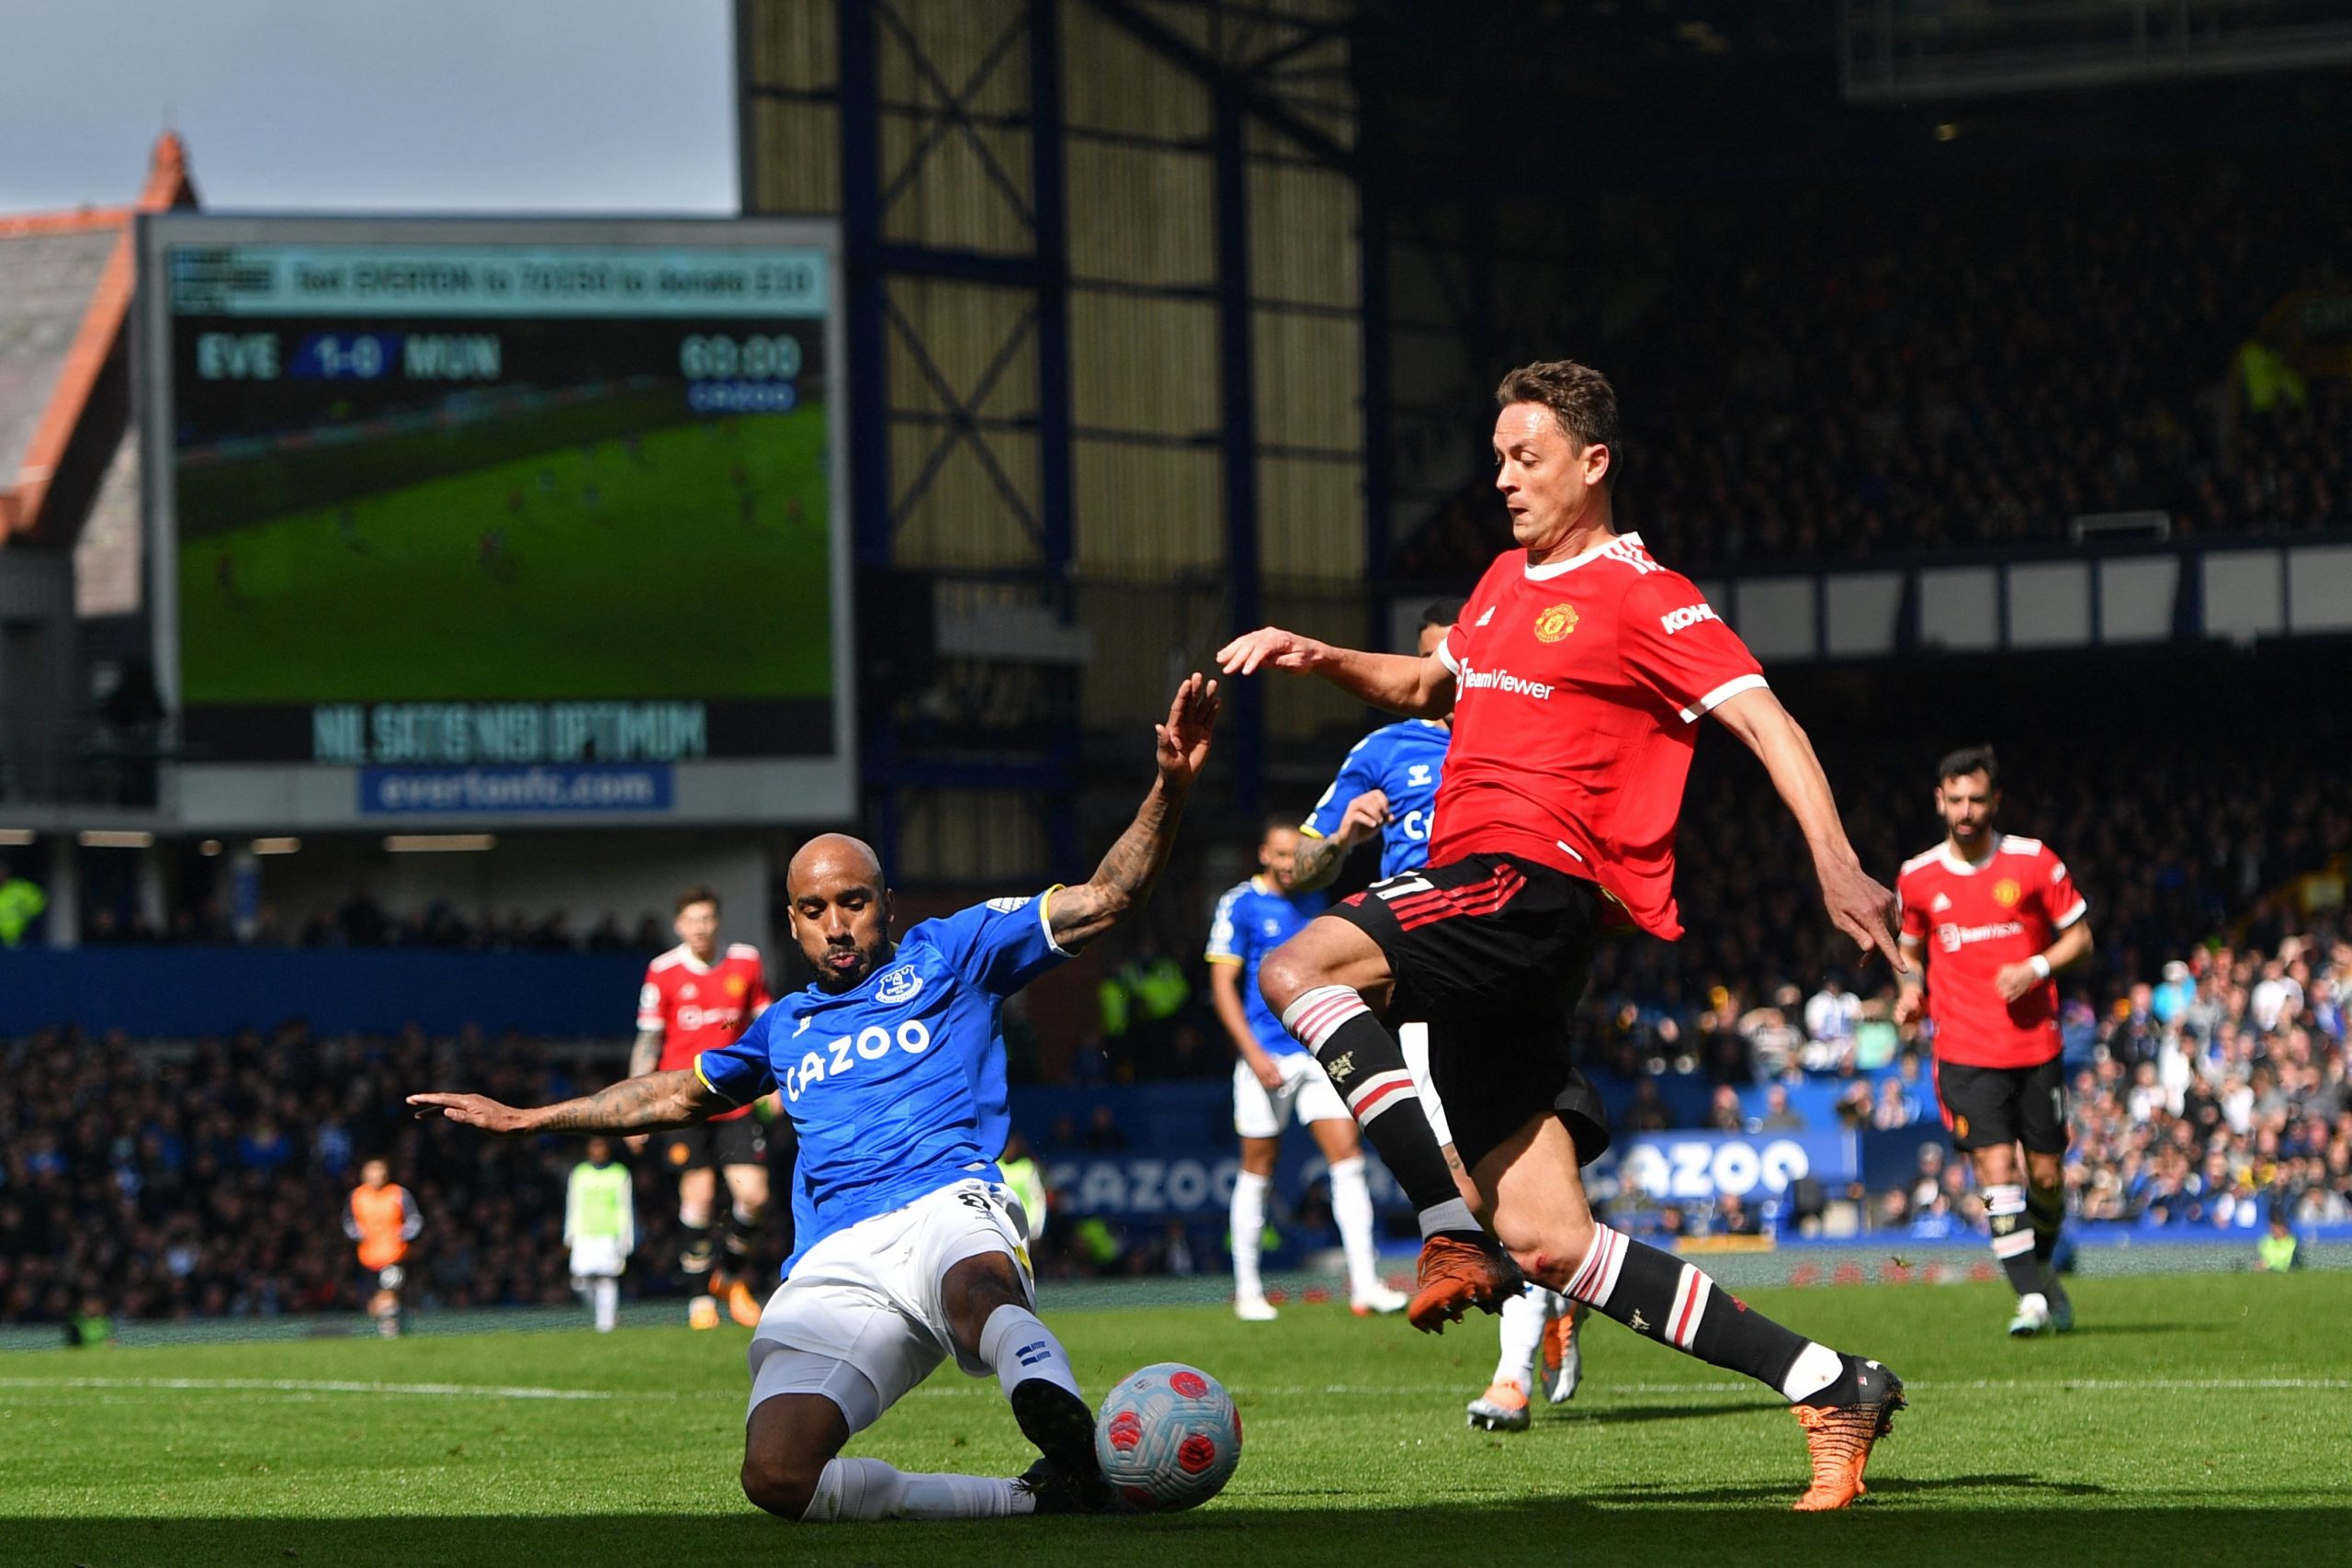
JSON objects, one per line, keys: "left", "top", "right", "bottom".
{"left": 654, "top": 1114, "right": 767, "bottom": 1173}
{"left": 1935, "top": 1056, "right": 2069, "bottom": 1154}
{"left": 1330, "top": 852, "right": 1612, "bottom": 1174}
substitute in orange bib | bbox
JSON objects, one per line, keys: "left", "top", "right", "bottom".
{"left": 634, "top": 886, "right": 775, "bottom": 1328}
{"left": 1896, "top": 744, "right": 2094, "bottom": 1339}
{"left": 345, "top": 1158, "right": 422, "bottom": 1337}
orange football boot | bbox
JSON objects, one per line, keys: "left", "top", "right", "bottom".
{"left": 1791, "top": 1360, "right": 1905, "bottom": 1510}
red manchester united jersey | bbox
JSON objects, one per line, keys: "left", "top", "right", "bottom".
{"left": 1432, "top": 532, "right": 1765, "bottom": 940}
{"left": 639, "top": 943, "right": 771, "bottom": 1120}
{"left": 1896, "top": 836, "right": 2086, "bottom": 1067}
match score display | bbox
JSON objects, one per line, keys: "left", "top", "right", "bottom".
{"left": 140, "top": 217, "right": 854, "bottom": 828}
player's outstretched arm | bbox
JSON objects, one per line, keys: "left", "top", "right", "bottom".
{"left": 1710, "top": 686, "right": 1907, "bottom": 975}
{"left": 1047, "top": 673, "right": 1219, "bottom": 953}
{"left": 1216, "top": 627, "right": 1454, "bottom": 719}
{"left": 407, "top": 1067, "right": 725, "bottom": 1136}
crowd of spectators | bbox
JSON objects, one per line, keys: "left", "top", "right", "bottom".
{"left": 70, "top": 890, "right": 673, "bottom": 953}
{"left": 1396, "top": 147, "right": 2352, "bottom": 577}
{"left": 0, "top": 1023, "right": 733, "bottom": 1326}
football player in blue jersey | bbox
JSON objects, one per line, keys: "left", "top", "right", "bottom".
{"left": 412, "top": 674, "right": 1220, "bottom": 1524}
{"left": 1291, "top": 600, "right": 1591, "bottom": 1431}
{"left": 1208, "top": 819, "right": 1408, "bottom": 1321}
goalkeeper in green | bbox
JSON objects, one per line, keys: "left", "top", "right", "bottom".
{"left": 567, "top": 1137, "right": 637, "bottom": 1332}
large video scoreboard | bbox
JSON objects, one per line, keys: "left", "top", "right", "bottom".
{"left": 139, "top": 216, "right": 853, "bottom": 827}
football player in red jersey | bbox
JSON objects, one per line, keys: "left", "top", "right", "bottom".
{"left": 1894, "top": 745, "right": 2094, "bottom": 1337}
{"left": 1219, "top": 359, "right": 1906, "bottom": 1509}
{"left": 635, "top": 886, "right": 775, "bottom": 1328}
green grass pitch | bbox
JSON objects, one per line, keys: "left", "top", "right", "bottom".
{"left": 175, "top": 411, "right": 832, "bottom": 704}
{"left": 4, "top": 1271, "right": 2346, "bottom": 1568}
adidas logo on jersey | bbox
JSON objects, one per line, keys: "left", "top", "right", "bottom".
{"left": 1930, "top": 893, "right": 1952, "bottom": 912}
{"left": 1475, "top": 606, "right": 1494, "bottom": 626}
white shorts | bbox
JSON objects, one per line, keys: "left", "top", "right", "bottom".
{"left": 1233, "top": 1049, "right": 1351, "bottom": 1139}
{"left": 569, "top": 1238, "right": 628, "bottom": 1279}
{"left": 1397, "top": 1020, "right": 1454, "bottom": 1149}
{"left": 745, "top": 1178, "right": 1033, "bottom": 1436}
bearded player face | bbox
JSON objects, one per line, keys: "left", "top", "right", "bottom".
{"left": 786, "top": 834, "right": 895, "bottom": 992}
{"left": 1934, "top": 769, "right": 1999, "bottom": 852}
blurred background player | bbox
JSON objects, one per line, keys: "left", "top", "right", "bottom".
{"left": 566, "top": 1136, "right": 636, "bottom": 1334}
{"left": 633, "top": 886, "right": 775, "bottom": 1329}
{"left": 1896, "top": 745, "right": 2094, "bottom": 1337}
{"left": 1290, "top": 600, "right": 1587, "bottom": 1429}
{"left": 343, "top": 1158, "right": 420, "bottom": 1338}
{"left": 1208, "top": 818, "right": 1408, "bottom": 1320}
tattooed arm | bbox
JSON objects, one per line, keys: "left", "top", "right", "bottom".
{"left": 1289, "top": 788, "right": 1390, "bottom": 894}
{"left": 407, "top": 1067, "right": 727, "bottom": 1136}
{"left": 1046, "top": 673, "right": 1221, "bottom": 953}
{"left": 627, "top": 1028, "right": 663, "bottom": 1078}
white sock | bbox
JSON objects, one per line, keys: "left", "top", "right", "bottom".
{"left": 1491, "top": 1285, "right": 1548, "bottom": 1387}
{"left": 1329, "top": 1156, "right": 1381, "bottom": 1298}
{"left": 801, "top": 1456, "right": 1019, "bottom": 1521}
{"left": 1230, "top": 1169, "right": 1270, "bottom": 1299}
{"left": 977, "top": 1303, "right": 1081, "bottom": 1403}
{"left": 1780, "top": 1341, "right": 1846, "bottom": 1404}
{"left": 592, "top": 1277, "right": 618, "bottom": 1333}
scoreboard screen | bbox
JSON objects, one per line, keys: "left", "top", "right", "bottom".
{"left": 140, "top": 217, "right": 853, "bottom": 827}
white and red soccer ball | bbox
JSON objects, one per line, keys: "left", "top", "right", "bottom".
{"left": 1093, "top": 1361, "right": 1242, "bottom": 1511}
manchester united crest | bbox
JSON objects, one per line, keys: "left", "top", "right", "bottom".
{"left": 1533, "top": 603, "right": 1578, "bottom": 642}
{"left": 1994, "top": 878, "right": 2022, "bottom": 908}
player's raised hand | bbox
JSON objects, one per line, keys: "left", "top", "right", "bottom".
{"left": 1338, "top": 788, "right": 1392, "bottom": 843}
{"left": 407, "top": 1091, "right": 533, "bottom": 1134}
{"left": 1216, "top": 626, "right": 1329, "bottom": 676}
{"left": 1156, "top": 672, "right": 1220, "bottom": 785}
{"left": 1818, "top": 859, "right": 1909, "bottom": 976}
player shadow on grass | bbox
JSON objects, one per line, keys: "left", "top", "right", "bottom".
{"left": 1572, "top": 1472, "right": 2113, "bottom": 1505}
{"left": 1538, "top": 1397, "right": 1781, "bottom": 1426}
{"left": 15, "top": 1501, "right": 2352, "bottom": 1568}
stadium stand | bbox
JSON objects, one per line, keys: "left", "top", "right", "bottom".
{"left": 1394, "top": 147, "right": 2352, "bottom": 576}
{"left": 0, "top": 1022, "right": 718, "bottom": 1325}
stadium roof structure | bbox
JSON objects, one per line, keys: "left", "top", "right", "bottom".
{"left": 0, "top": 133, "right": 197, "bottom": 579}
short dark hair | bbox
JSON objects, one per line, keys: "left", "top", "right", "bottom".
{"left": 675, "top": 885, "right": 721, "bottom": 915}
{"left": 1419, "top": 599, "right": 1464, "bottom": 631}
{"left": 1935, "top": 745, "right": 1999, "bottom": 788}
{"left": 1496, "top": 359, "right": 1622, "bottom": 470}
{"left": 1261, "top": 814, "right": 1301, "bottom": 844}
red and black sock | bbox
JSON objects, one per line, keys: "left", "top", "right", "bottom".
{"left": 1280, "top": 986, "right": 1476, "bottom": 1237}
{"left": 1565, "top": 1224, "right": 1851, "bottom": 1403}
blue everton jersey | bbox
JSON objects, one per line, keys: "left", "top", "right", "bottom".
{"left": 1299, "top": 718, "right": 1450, "bottom": 877}
{"left": 1205, "top": 877, "right": 1327, "bottom": 1055}
{"left": 695, "top": 891, "right": 1071, "bottom": 1272}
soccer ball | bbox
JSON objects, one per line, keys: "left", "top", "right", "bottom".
{"left": 1093, "top": 1361, "right": 1242, "bottom": 1512}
